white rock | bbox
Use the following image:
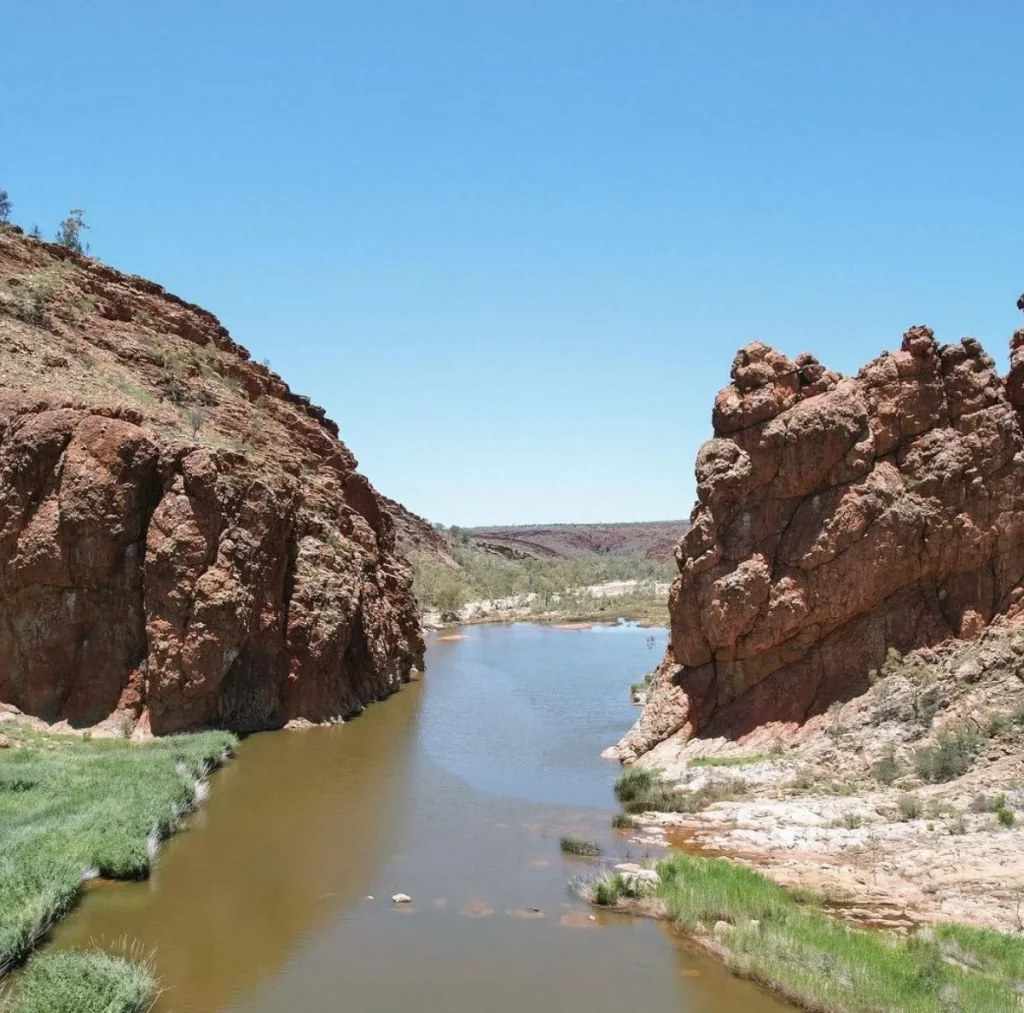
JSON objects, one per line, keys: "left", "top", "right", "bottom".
{"left": 392, "top": 893, "right": 412, "bottom": 904}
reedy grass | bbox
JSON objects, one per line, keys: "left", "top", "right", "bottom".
{"left": 0, "top": 724, "right": 235, "bottom": 976}
{"left": 559, "top": 835, "right": 601, "bottom": 856}
{"left": 613, "top": 767, "right": 743, "bottom": 814}
{"left": 1, "top": 948, "right": 157, "bottom": 1013}
{"left": 655, "top": 852, "right": 1024, "bottom": 1012}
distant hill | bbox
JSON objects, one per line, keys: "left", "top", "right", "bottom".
{"left": 460, "top": 521, "right": 688, "bottom": 562}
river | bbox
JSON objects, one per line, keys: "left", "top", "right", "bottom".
{"left": 51, "top": 622, "right": 790, "bottom": 1012}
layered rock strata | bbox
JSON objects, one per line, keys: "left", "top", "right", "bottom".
{"left": 618, "top": 310, "right": 1024, "bottom": 758}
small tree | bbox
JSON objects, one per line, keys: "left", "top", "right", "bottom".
{"left": 55, "top": 209, "right": 89, "bottom": 253}
{"left": 0, "top": 190, "right": 11, "bottom": 223}
{"left": 28, "top": 224, "right": 42, "bottom": 239}
{"left": 187, "top": 407, "right": 206, "bottom": 439}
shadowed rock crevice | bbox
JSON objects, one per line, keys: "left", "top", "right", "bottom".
{"left": 619, "top": 312, "right": 1024, "bottom": 760}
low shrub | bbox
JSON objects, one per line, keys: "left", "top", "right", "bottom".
{"left": 830, "top": 813, "right": 864, "bottom": 830}
{"left": 970, "top": 793, "right": 1007, "bottom": 814}
{"left": 914, "top": 727, "right": 984, "bottom": 783}
{"left": 611, "top": 812, "right": 635, "bottom": 830}
{"left": 898, "top": 793, "right": 924, "bottom": 821}
{"left": 872, "top": 746, "right": 902, "bottom": 786}
{"left": 559, "top": 835, "right": 601, "bottom": 857}
{"left": 946, "top": 815, "right": 968, "bottom": 835}
{"left": 996, "top": 808, "right": 1016, "bottom": 829}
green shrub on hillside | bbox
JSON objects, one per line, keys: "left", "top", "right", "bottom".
{"left": 914, "top": 727, "right": 984, "bottom": 783}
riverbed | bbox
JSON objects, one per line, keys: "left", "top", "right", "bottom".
{"left": 51, "top": 623, "right": 790, "bottom": 1012}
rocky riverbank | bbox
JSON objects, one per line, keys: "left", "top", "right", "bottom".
{"left": 608, "top": 621, "right": 1024, "bottom": 935}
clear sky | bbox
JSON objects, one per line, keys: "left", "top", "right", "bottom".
{"left": 3, "top": 2, "right": 1023, "bottom": 525}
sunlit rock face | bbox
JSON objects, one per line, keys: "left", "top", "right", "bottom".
{"left": 0, "top": 227, "right": 423, "bottom": 734}
{"left": 619, "top": 311, "right": 1024, "bottom": 759}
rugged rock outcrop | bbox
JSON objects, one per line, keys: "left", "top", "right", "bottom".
{"left": 0, "top": 227, "right": 423, "bottom": 734}
{"left": 618, "top": 309, "right": 1024, "bottom": 759}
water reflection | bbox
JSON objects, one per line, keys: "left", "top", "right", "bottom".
{"left": 52, "top": 684, "right": 424, "bottom": 1011}
{"left": 52, "top": 624, "right": 791, "bottom": 1013}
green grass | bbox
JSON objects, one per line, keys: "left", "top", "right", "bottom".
{"left": 559, "top": 835, "right": 601, "bottom": 856}
{"left": 594, "top": 876, "right": 622, "bottom": 906}
{"left": 0, "top": 724, "right": 235, "bottom": 975}
{"left": 613, "top": 767, "right": 743, "bottom": 814}
{"left": 611, "top": 812, "right": 636, "bottom": 830}
{"left": 689, "top": 754, "right": 770, "bottom": 768}
{"left": 655, "top": 852, "right": 1024, "bottom": 1012}
{"left": 1, "top": 950, "right": 157, "bottom": 1013}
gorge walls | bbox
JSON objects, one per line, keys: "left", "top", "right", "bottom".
{"left": 0, "top": 227, "right": 423, "bottom": 734}
{"left": 618, "top": 311, "right": 1024, "bottom": 759}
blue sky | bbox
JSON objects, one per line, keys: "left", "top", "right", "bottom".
{"left": 3, "top": 2, "right": 1023, "bottom": 525}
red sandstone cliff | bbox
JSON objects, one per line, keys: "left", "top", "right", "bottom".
{"left": 0, "top": 227, "right": 423, "bottom": 734}
{"left": 617, "top": 312, "right": 1024, "bottom": 759}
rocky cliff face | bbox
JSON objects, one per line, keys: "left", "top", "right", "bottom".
{"left": 618, "top": 313, "right": 1024, "bottom": 759}
{"left": 0, "top": 227, "right": 423, "bottom": 735}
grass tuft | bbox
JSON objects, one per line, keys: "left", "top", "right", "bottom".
{"left": 559, "top": 835, "right": 601, "bottom": 856}
{"left": 2, "top": 949, "right": 157, "bottom": 1013}
{"left": 995, "top": 807, "right": 1015, "bottom": 828}
{"left": 614, "top": 767, "right": 742, "bottom": 815}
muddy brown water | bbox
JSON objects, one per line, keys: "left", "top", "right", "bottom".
{"left": 51, "top": 623, "right": 792, "bottom": 1012}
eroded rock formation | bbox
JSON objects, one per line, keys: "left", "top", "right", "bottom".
{"left": 0, "top": 227, "right": 423, "bottom": 734}
{"left": 618, "top": 309, "right": 1024, "bottom": 759}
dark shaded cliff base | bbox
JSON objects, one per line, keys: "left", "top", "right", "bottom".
{"left": 621, "top": 316, "right": 1024, "bottom": 758}
{"left": 0, "top": 226, "right": 423, "bottom": 735}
